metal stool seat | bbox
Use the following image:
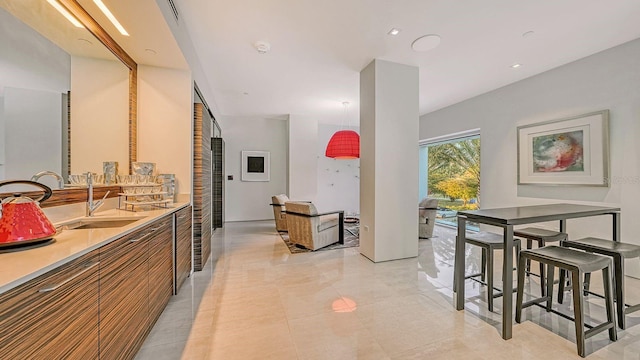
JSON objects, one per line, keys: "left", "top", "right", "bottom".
{"left": 516, "top": 246, "right": 617, "bottom": 357}
{"left": 462, "top": 232, "right": 521, "bottom": 312}
{"left": 514, "top": 227, "right": 567, "bottom": 296}
{"left": 560, "top": 237, "right": 640, "bottom": 329}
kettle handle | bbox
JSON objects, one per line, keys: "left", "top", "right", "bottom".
{"left": 0, "top": 180, "right": 53, "bottom": 203}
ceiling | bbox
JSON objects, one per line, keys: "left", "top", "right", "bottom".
{"left": 172, "top": 0, "right": 640, "bottom": 125}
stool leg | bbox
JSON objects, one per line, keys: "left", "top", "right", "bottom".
{"left": 602, "top": 265, "right": 618, "bottom": 341}
{"left": 481, "top": 248, "right": 487, "bottom": 283}
{"left": 487, "top": 248, "right": 494, "bottom": 312}
{"left": 516, "top": 255, "right": 527, "bottom": 323}
{"left": 546, "top": 265, "right": 554, "bottom": 311}
{"left": 539, "top": 239, "right": 546, "bottom": 296}
{"left": 613, "top": 254, "right": 626, "bottom": 329}
{"left": 526, "top": 239, "right": 532, "bottom": 276}
{"left": 558, "top": 269, "right": 566, "bottom": 304}
{"left": 571, "top": 270, "right": 586, "bottom": 358}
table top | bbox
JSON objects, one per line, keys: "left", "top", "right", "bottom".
{"left": 458, "top": 203, "right": 620, "bottom": 225}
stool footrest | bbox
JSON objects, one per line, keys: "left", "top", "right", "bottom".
{"left": 585, "top": 322, "right": 615, "bottom": 340}
{"left": 521, "top": 296, "right": 552, "bottom": 310}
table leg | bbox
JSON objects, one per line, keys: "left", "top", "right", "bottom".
{"left": 612, "top": 212, "right": 620, "bottom": 242}
{"left": 455, "top": 216, "right": 467, "bottom": 310}
{"left": 502, "top": 224, "right": 514, "bottom": 340}
{"left": 559, "top": 219, "right": 567, "bottom": 236}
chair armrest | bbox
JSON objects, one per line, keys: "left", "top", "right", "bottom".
{"left": 316, "top": 210, "right": 344, "bottom": 217}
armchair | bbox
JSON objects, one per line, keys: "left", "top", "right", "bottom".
{"left": 285, "top": 202, "right": 344, "bottom": 250}
{"left": 270, "top": 194, "right": 290, "bottom": 231}
{"left": 419, "top": 198, "right": 439, "bottom": 239}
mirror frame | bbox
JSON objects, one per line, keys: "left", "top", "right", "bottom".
{"left": 0, "top": 0, "right": 137, "bottom": 206}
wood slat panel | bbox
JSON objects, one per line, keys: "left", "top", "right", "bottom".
{"left": 193, "top": 104, "right": 212, "bottom": 271}
{"left": 175, "top": 206, "right": 192, "bottom": 294}
{"left": 0, "top": 251, "right": 99, "bottom": 359}
{"left": 0, "top": 186, "right": 121, "bottom": 208}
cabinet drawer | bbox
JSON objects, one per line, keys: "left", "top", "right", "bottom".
{"left": 175, "top": 206, "right": 192, "bottom": 294}
{"left": 0, "top": 251, "right": 100, "bottom": 360}
{"left": 149, "top": 215, "right": 173, "bottom": 327}
{"left": 99, "top": 225, "right": 151, "bottom": 360}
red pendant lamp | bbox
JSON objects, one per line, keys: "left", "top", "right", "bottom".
{"left": 325, "top": 102, "right": 360, "bottom": 159}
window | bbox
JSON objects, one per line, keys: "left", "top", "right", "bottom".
{"left": 419, "top": 130, "right": 480, "bottom": 230}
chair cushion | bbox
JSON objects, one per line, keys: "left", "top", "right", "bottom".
{"left": 317, "top": 214, "right": 339, "bottom": 232}
{"left": 285, "top": 201, "right": 318, "bottom": 215}
{"left": 272, "top": 194, "right": 289, "bottom": 205}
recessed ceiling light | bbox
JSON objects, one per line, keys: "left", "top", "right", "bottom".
{"left": 388, "top": 28, "right": 401, "bottom": 36}
{"left": 93, "top": 0, "right": 129, "bottom": 36}
{"left": 144, "top": 48, "right": 157, "bottom": 55}
{"left": 522, "top": 31, "right": 535, "bottom": 38}
{"left": 47, "top": 0, "right": 84, "bottom": 28}
{"left": 411, "top": 34, "right": 441, "bottom": 52}
{"left": 511, "top": 63, "right": 522, "bottom": 69}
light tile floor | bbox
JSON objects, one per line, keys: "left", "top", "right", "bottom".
{"left": 136, "top": 221, "right": 640, "bottom": 359}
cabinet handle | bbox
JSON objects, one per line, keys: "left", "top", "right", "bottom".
{"left": 38, "top": 261, "right": 99, "bottom": 293}
{"left": 178, "top": 215, "right": 188, "bottom": 219}
{"left": 129, "top": 232, "right": 153, "bottom": 243}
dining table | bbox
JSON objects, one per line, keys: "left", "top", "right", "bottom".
{"left": 454, "top": 203, "right": 621, "bottom": 340}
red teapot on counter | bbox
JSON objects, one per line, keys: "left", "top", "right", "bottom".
{"left": 0, "top": 180, "right": 57, "bottom": 246}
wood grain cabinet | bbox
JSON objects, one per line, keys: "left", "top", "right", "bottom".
{"left": 148, "top": 215, "right": 174, "bottom": 327}
{"left": 0, "top": 251, "right": 100, "bottom": 359}
{"left": 174, "top": 205, "right": 193, "bottom": 294}
{"left": 0, "top": 208, "right": 186, "bottom": 360}
{"left": 99, "top": 222, "right": 151, "bottom": 360}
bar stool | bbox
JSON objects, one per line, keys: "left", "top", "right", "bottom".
{"left": 514, "top": 227, "right": 567, "bottom": 296}
{"left": 461, "top": 232, "right": 521, "bottom": 312}
{"left": 559, "top": 237, "right": 640, "bottom": 329}
{"left": 516, "top": 246, "right": 617, "bottom": 358}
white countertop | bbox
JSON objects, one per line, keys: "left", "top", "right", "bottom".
{"left": 0, "top": 201, "right": 190, "bottom": 295}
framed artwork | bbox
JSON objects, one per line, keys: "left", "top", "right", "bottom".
{"left": 241, "top": 151, "right": 270, "bottom": 181}
{"left": 517, "top": 110, "right": 609, "bottom": 186}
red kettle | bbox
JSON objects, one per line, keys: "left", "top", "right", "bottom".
{"left": 0, "top": 180, "right": 57, "bottom": 246}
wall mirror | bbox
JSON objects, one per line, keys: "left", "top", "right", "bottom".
{"left": 0, "top": 0, "right": 135, "bottom": 192}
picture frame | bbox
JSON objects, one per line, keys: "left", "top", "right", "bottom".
{"left": 241, "top": 151, "right": 270, "bottom": 182}
{"left": 517, "top": 110, "right": 609, "bottom": 186}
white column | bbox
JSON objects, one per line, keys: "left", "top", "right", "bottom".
{"left": 359, "top": 59, "right": 419, "bottom": 262}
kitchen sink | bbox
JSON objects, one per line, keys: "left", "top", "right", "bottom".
{"left": 58, "top": 217, "right": 145, "bottom": 230}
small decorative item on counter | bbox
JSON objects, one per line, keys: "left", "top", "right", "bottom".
{"left": 103, "top": 161, "right": 118, "bottom": 184}
{"left": 69, "top": 174, "right": 88, "bottom": 186}
{"left": 0, "top": 180, "right": 57, "bottom": 248}
{"left": 158, "top": 174, "right": 175, "bottom": 202}
{"left": 132, "top": 162, "right": 156, "bottom": 176}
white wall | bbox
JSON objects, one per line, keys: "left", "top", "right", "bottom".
{"left": 288, "top": 114, "right": 318, "bottom": 201}
{"left": 0, "top": 8, "right": 70, "bottom": 180}
{"left": 420, "top": 38, "right": 640, "bottom": 277}
{"left": 137, "top": 65, "right": 193, "bottom": 195}
{"left": 316, "top": 124, "right": 360, "bottom": 214}
{"left": 70, "top": 56, "right": 129, "bottom": 175}
{"left": 4, "top": 88, "right": 62, "bottom": 180}
{"left": 223, "top": 116, "right": 287, "bottom": 221}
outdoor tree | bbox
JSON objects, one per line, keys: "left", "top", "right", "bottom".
{"left": 427, "top": 138, "right": 481, "bottom": 207}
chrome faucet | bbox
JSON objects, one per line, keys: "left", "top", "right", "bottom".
{"left": 86, "top": 172, "right": 110, "bottom": 217}
{"left": 30, "top": 170, "right": 64, "bottom": 190}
